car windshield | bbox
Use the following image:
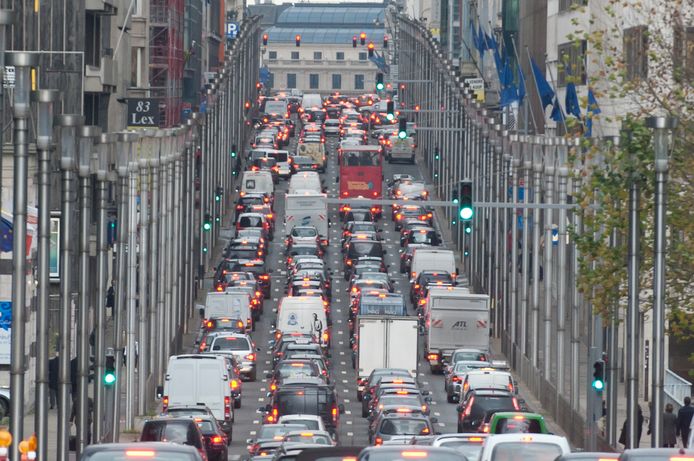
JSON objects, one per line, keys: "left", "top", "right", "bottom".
{"left": 452, "top": 351, "right": 488, "bottom": 362}
{"left": 281, "top": 419, "right": 320, "bottom": 430}
{"left": 277, "top": 362, "right": 319, "bottom": 378}
{"left": 490, "top": 442, "right": 562, "bottom": 461}
{"left": 292, "top": 228, "right": 317, "bottom": 237}
{"left": 258, "top": 425, "right": 307, "bottom": 439}
{"left": 361, "top": 451, "right": 462, "bottom": 461}
{"left": 411, "top": 230, "right": 436, "bottom": 244}
{"left": 496, "top": 418, "right": 543, "bottom": 434}
{"left": 290, "top": 247, "right": 318, "bottom": 256}
{"left": 211, "top": 337, "right": 250, "bottom": 351}
{"left": 437, "top": 440, "right": 484, "bottom": 460}
{"left": 284, "top": 433, "right": 332, "bottom": 444}
{"left": 268, "top": 152, "right": 289, "bottom": 162}
{"left": 140, "top": 421, "right": 190, "bottom": 443}
{"left": 195, "top": 420, "right": 216, "bottom": 434}
{"left": 379, "top": 396, "right": 421, "bottom": 407}
{"left": 86, "top": 452, "right": 194, "bottom": 461}
{"left": 378, "top": 419, "right": 431, "bottom": 435}
{"left": 349, "top": 242, "right": 382, "bottom": 257}
{"left": 360, "top": 301, "right": 403, "bottom": 315}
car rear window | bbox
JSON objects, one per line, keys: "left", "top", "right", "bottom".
{"left": 140, "top": 421, "right": 192, "bottom": 443}
{"left": 348, "top": 242, "right": 383, "bottom": 258}
{"left": 268, "top": 152, "right": 289, "bottom": 162}
{"left": 290, "top": 247, "right": 319, "bottom": 256}
{"left": 378, "top": 418, "right": 430, "bottom": 435}
{"left": 227, "top": 248, "right": 258, "bottom": 260}
{"left": 239, "top": 216, "right": 263, "bottom": 227}
{"left": 361, "top": 452, "right": 461, "bottom": 461}
{"left": 490, "top": 442, "right": 562, "bottom": 461}
{"left": 276, "top": 389, "right": 333, "bottom": 416}
{"left": 86, "top": 452, "right": 194, "bottom": 461}
{"left": 211, "top": 337, "right": 250, "bottom": 351}
{"left": 258, "top": 424, "right": 307, "bottom": 439}
{"left": 496, "top": 417, "right": 543, "bottom": 434}
{"left": 452, "top": 351, "right": 488, "bottom": 362}
{"left": 277, "top": 362, "right": 319, "bottom": 379}
{"left": 470, "top": 396, "right": 516, "bottom": 419}
{"left": 292, "top": 228, "right": 318, "bottom": 237}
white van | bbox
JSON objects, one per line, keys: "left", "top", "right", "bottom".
{"left": 301, "top": 93, "right": 322, "bottom": 111}
{"left": 205, "top": 291, "right": 253, "bottom": 332}
{"left": 410, "top": 248, "right": 457, "bottom": 280}
{"left": 288, "top": 171, "right": 322, "bottom": 194}
{"left": 263, "top": 99, "right": 288, "bottom": 118}
{"left": 241, "top": 170, "right": 274, "bottom": 198}
{"left": 284, "top": 193, "right": 329, "bottom": 243}
{"left": 163, "top": 354, "right": 234, "bottom": 436}
{"left": 276, "top": 296, "right": 329, "bottom": 348}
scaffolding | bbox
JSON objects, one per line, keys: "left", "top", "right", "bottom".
{"left": 149, "top": 0, "right": 185, "bottom": 127}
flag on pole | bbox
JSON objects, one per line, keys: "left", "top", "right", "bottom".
{"left": 0, "top": 216, "right": 13, "bottom": 252}
{"left": 585, "top": 88, "right": 601, "bottom": 137}
{"left": 550, "top": 96, "right": 565, "bottom": 123}
{"left": 530, "top": 57, "right": 555, "bottom": 110}
{"left": 564, "top": 82, "right": 581, "bottom": 118}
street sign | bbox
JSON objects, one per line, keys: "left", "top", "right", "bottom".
{"left": 226, "top": 22, "right": 239, "bottom": 39}
{"left": 464, "top": 77, "right": 485, "bottom": 102}
{"left": 2, "top": 66, "right": 15, "bottom": 89}
{"left": 127, "top": 98, "right": 160, "bottom": 127}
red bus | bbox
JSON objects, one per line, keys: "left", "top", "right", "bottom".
{"left": 338, "top": 145, "right": 383, "bottom": 216}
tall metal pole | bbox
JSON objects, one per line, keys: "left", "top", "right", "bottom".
{"left": 625, "top": 137, "right": 641, "bottom": 448}
{"left": 556, "top": 162, "right": 569, "bottom": 395}
{"left": 570, "top": 167, "right": 583, "bottom": 412}
{"left": 0, "top": 10, "right": 16, "bottom": 215}
{"left": 6, "top": 53, "right": 38, "bottom": 460}
{"left": 32, "top": 88, "right": 61, "bottom": 461}
{"left": 94, "top": 133, "right": 116, "bottom": 442}
{"left": 138, "top": 132, "right": 152, "bottom": 416}
{"left": 543, "top": 144, "right": 555, "bottom": 379}
{"left": 77, "top": 126, "right": 101, "bottom": 456}
{"left": 55, "top": 113, "right": 84, "bottom": 461}
{"left": 646, "top": 115, "right": 677, "bottom": 447}
{"left": 531, "top": 156, "right": 542, "bottom": 368}
{"left": 151, "top": 132, "right": 163, "bottom": 387}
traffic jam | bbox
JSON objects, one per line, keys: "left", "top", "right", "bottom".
{"left": 116, "top": 91, "right": 590, "bottom": 461}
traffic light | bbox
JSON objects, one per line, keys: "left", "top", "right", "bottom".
{"left": 231, "top": 144, "right": 237, "bottom": 158}
{"left": 398, "top": 117, "right": 407, "bottom": 139}
{"left": 386, "top": 100, "right": 395, "bottom": 120}
{"left": 464, "top": 221, "right": 472, "bottom": 234}
{"left": 262, "top": 33, "right": 268, "bottom": 46}
{"left": 203, "top": 213, "right": 212, "bottom": 232}
{"left": 107, "top": 218, "right": 117, "bottom": 245}
{"left": 434, "top": 147, "right": 440, "bottom": 161}
{"left": 360, "top": 32, "right": 366, "bottom": 45}
{"left": 104, "top": 353, "right": 116, "bottom": 386}
{"left": 376, "top": 73, "right": 384, "bottom": 91}
{"left": 352, "top": 36, "right": 357, "bottom": 48}
{"left": 295, "top": 34, "right": 301, "bottom": 47}
{"left": 215, "top": 186, "right": 223, "bottom": 202}
{"left": 592, "top": 360, "right": 605, "bottom": 391}
{"left": 244, "top": 101, "right": 251, "bottom": 112}
{"left": 451, "top": 188, "right": 459, "bottom": 225}
{"left": 459, "top": 180, "right": 473, "bottom": 221}
{"left": 383, "top": 35, "right": 389, "bottom": 48}
{"left": 367, "top": 42, "right": 375, "bottom": 58}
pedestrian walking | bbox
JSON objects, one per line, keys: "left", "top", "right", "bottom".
{"left": 619, "top": 403, "right": 644, "bottom": 448}
{"left": 677, "top": 396, "right": 694, "bottom": 447}
{"left": 663, "top": 403, "right": 678, "bottom": 447}
{"left": 48, "top": 352, "right": 59, "bottom": 409}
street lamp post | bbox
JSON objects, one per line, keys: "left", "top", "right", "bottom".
{"left": 55, "top": 113, "right": 84, "bottom": 461}
{"left": 32, "top": 88, "right": 61, "bottom": 461}
{"left": 76, "top": 125, "right": 101, "bottom": 456}
{"left": 94, "top": 132, "right": 116, "bottom": 443}
{"left": 6, "top": 52, "right": 38, "bottom": 459}
{"left": 645, "top": 115, "right": 678, "bottom": 447}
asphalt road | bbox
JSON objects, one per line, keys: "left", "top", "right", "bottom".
{"left": 194, "top": 127, "right": 460, "bottom": 460}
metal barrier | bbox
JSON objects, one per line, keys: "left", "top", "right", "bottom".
{"left": 664, "top": 369, "right": 692, "bottom": 410}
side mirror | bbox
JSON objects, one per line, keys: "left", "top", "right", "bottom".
{"left": 363, "top": 393, "right": 371, "bottom": 401}
{"left": 256, "top": 347, "right": 261, "bottom": 352}
{"left": 198, "top": 307, "right": 205, "bottom": 318}
{"left": 266, "top": 392, "right": 272, "bottom": 398}
{"left": 246, "top": 438, "right": 254, "bottom": 444}
{"left": 335, "top": 176, "right": 339, "bottom": 183}
{"left": 338, "top": 404, "right": 345, "bottom": 414}
{"left": 257, "top": 406, "right": 267, "bottom": 413}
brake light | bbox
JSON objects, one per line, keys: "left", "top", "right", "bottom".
{"left": 224, "top": 396, "right": 231, "bottom": 419}
{"left": 513, "top": 397, "right": 520, "bottom": 410}
{"left": 374, "top": 436, "right": 383, "bottom": 446}
{"left": 259, "top": 274, "right": 269, "bottom": 280}
{"left": 240, "top": 191, "right": 246, "bottom": 197}
{"left": 216, "top": 285, "right": 223, "bottom": 292}
{"left": 427, "top": 353, "right": 439, "bottom": 361}
{"left": 464, "top": 396, "right": 475, "bottom": 416}
{"left": 126, "top": 451, "right": 156, "bottom": 458}
{"left": 468, "top": 437, "right": 484, "bottom": 442}
{"left": 332, "top": 406, "right": 338, "bottom": 423}
{"left": 230, "top": 379, "right": 239, "bottom": 390}
{"left": 482, "top": 424, "right": 490, "bottom": 433}
{"left": 396, "top": 408, "right": 412, "bottom": 413}
{"left": 322, "top": 331, "right": 329, "bottom": 343}
{"left": 452, "top": 375, "right": 460, "bottom": 382}
{"left": 162, "top": 396, "right": 169, "bottom": 411}
{"left": 263, "top": 196, "right": 270, "bottom": 203}
{"left": 422, "top": 404, "right": 428, "bottom": 412}
{"left": 270, "top": 382, "right": 277, "bottom": 391}
{"left": 401, "top": 452, "right": 428, "bottom": 458}
{"left": 346, "top": 259, "right": 352, "bottom": 266}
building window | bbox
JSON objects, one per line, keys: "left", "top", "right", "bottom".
{"left": 287, "top": 73, "right": 296, "bottom": 89}
{"left": 291, "top": 51, "right": 299, "bottom": 60}
{"left": 313, "top": 51, "right": 322, "bottom": 60}
{"left": 559, "top": 0, "right": 587, "bottom": 12}
{"left": 623, "top": 26, "right": 648, "bottom": 81}
{"left": 336, "top": 52, "right": 345, "bottom": 60}
{"left": 557, "top": 40, "right": 587, "bottom": 86}
{"left": 359, "top": 52, "right": 367, "bottom": 61}
{"left": 85, "top": 12, "right": 102, "bottom": 66}
{"left": 332, "top": 74, "right": 342, "bottom": 89}
{"left": 268, "top": 72, "right": 275, "bottom": 89}
{"left": 268, "top": 51, "right": 277, "bottom": 60}
{"left": 673, "top": 25, "right": 694, "bottom": 81}
{"left": 354, "top": 74, "right": 365, "bottom": 90}
{"left": 309, "top": 73, "right": 320, "bottom": 89}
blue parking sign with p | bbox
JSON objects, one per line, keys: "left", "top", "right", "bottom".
{"left": 226, "top": 22, "right": 239, "bottom": 39}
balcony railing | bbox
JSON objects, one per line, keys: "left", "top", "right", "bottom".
{"left": 664, "top": 369, "right": 692, "bottom": 411}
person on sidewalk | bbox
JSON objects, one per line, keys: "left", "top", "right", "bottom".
{"left": 48, "top": 352, "right": 59, "bottom": 409}
{"left": 677, "top": 396, "right": 694, "bottom": 448}
{"left": 663, "top": 403, "right": 678, "bottom": 447}
{"left": 619, "top": 404, "right": 644, "bottom": 448}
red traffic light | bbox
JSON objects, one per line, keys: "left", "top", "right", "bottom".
{"left": 383, "top": 36, "right": 389, "bottom": 48}
{"left": 262, "top": 33, "right": 268, "bottom": 46}
{"left": 359, "top": 32, "right": 366, "bottom": 45}
{"left": 352, "top": 36, "right": 357, "bottom": 48}
{"left": 255, "top": 82, "right": 261, "bottom": 89}
{"left": 367, "top": 42, "right": 375, "bottom": 57}
{"left": 295, "top": 34, "right": 301, "bottom": 46}
{"left": 244, "top": 101, "right": 251, "bottom": 110}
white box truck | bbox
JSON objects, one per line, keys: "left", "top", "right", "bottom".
{"left": 423, "top": 287, "right": 490, "bottom": 373}
{"left": 284, "top": 192, "right": 329, "bottom": 244}
{"left": 355, "top": 316, "right": 418, "bottom": 385}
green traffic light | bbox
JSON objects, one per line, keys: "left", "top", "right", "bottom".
{"left": 376, "top": 83, "right": 384, "bottom": 91}
{"left": 435, "top": 154, "right": 440, "bottom": 161}
{"left": 464, "top": 223, "right": 472, "bottom": 234}
{"left": 452, "top": 198, "right": 459, "bottom": 204}
{"left": 215, "top": 195, "right": 221, "bottom": 202}
{"left": 592, "top": 379, "right": 604, "bottom": 391}
{"left": 386, "top": 113, "right": 394, "bottom": 121}
{"left": 104, "top": 372, "right": 116, "bottom": 385}
{"left": 203, "top": 222, "right": 212, "bottom": 231}
{"left": 203, "top": 246, "right": 208, "bottom": 253}
{"left": 398, "top": 130, "right": 407, "bottom": 139}
{"left": 459, "top": 207, "right": 473, "bottom": 220}
{"left": 231, "top": 151, "right": 237, "bottom": 158}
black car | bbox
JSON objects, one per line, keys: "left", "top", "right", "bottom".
{"left": 291, "top": 155, "right": 319, "bottom": 173}
{"left": 295, "top": 446, "right": 365, "bottom": 461}
{"left": 235, "top": 193, "right": 267, "bottom": 220}
{"left": 402, "top": 227, "right": 441, "bottom": 247}
{"left": 343, "top": 208, "right": 376, "bottom": 223}
{"left": 139, "top": 418, "right": 208, "bottom": 459}
{"left": 262, "top": 380, "right": 344, "bottom": 438}
{"left": 230, "top": 259, "right": 271, "bottom": 298}
{"left": 194, "top": 415, "right": 230, "bottom": 460}
{"left": 456, "top": 389, "right": 520, "bottom": 433}
{"left": 225, "top": 240, "right": 264, "bottom": 262}
{"left": 344, "top": 240, "right": 385, "bottom": 276}
{"left": 410, "top": 271, "right": 454, "bottom": 303}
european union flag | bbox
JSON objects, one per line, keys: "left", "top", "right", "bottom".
{"left": 0, "top": 217, "right": 12, "bottom": 252}
{"left": 565, "top": 82, "right": 581, "bottom": 118}
{"left": 530, "top": 57, "right": 555, "bottom": 110}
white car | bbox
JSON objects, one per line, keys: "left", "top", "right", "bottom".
{"left": 277, "top": 414, "right": 327, "bottom": 433}
{"left": 477, "top": 433, "right": 570, "bottom": 461}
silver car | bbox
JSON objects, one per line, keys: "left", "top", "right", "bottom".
{"left": 208, "top": 333, "right": 258, "bottom": 381}
{"left": 444, "top": 360, "right": 491, "bottom": 402}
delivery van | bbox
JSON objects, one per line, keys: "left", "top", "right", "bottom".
{"left": 276, "top": 296, "right": 330, "bottom": 348}
{"left": 205, "top": 291, "right": 253, "bottom": 332}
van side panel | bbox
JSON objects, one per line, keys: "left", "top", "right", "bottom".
{"left": 196, "top": 362, "right": 227, "bottom": 419}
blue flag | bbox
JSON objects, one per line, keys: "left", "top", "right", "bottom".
{"left": 477, "top": 25, "right": 488, "bottom": 55}
{"left": 565, "top": 82, "right": 581, "bottom": 118}
{"left": 470, "top": 20, "right": 480, "bottom": 51}
{"left": 530, "top": 57, "right": 555, "bottom": 110}
{"left": 550, "top": 96, "right": 565, "bottom": 123}
{"left": 585, "top": 88, "right": 601, "bottom": 137}
{"left": 0, "top": 216, "right": 13, "bottom": 252}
